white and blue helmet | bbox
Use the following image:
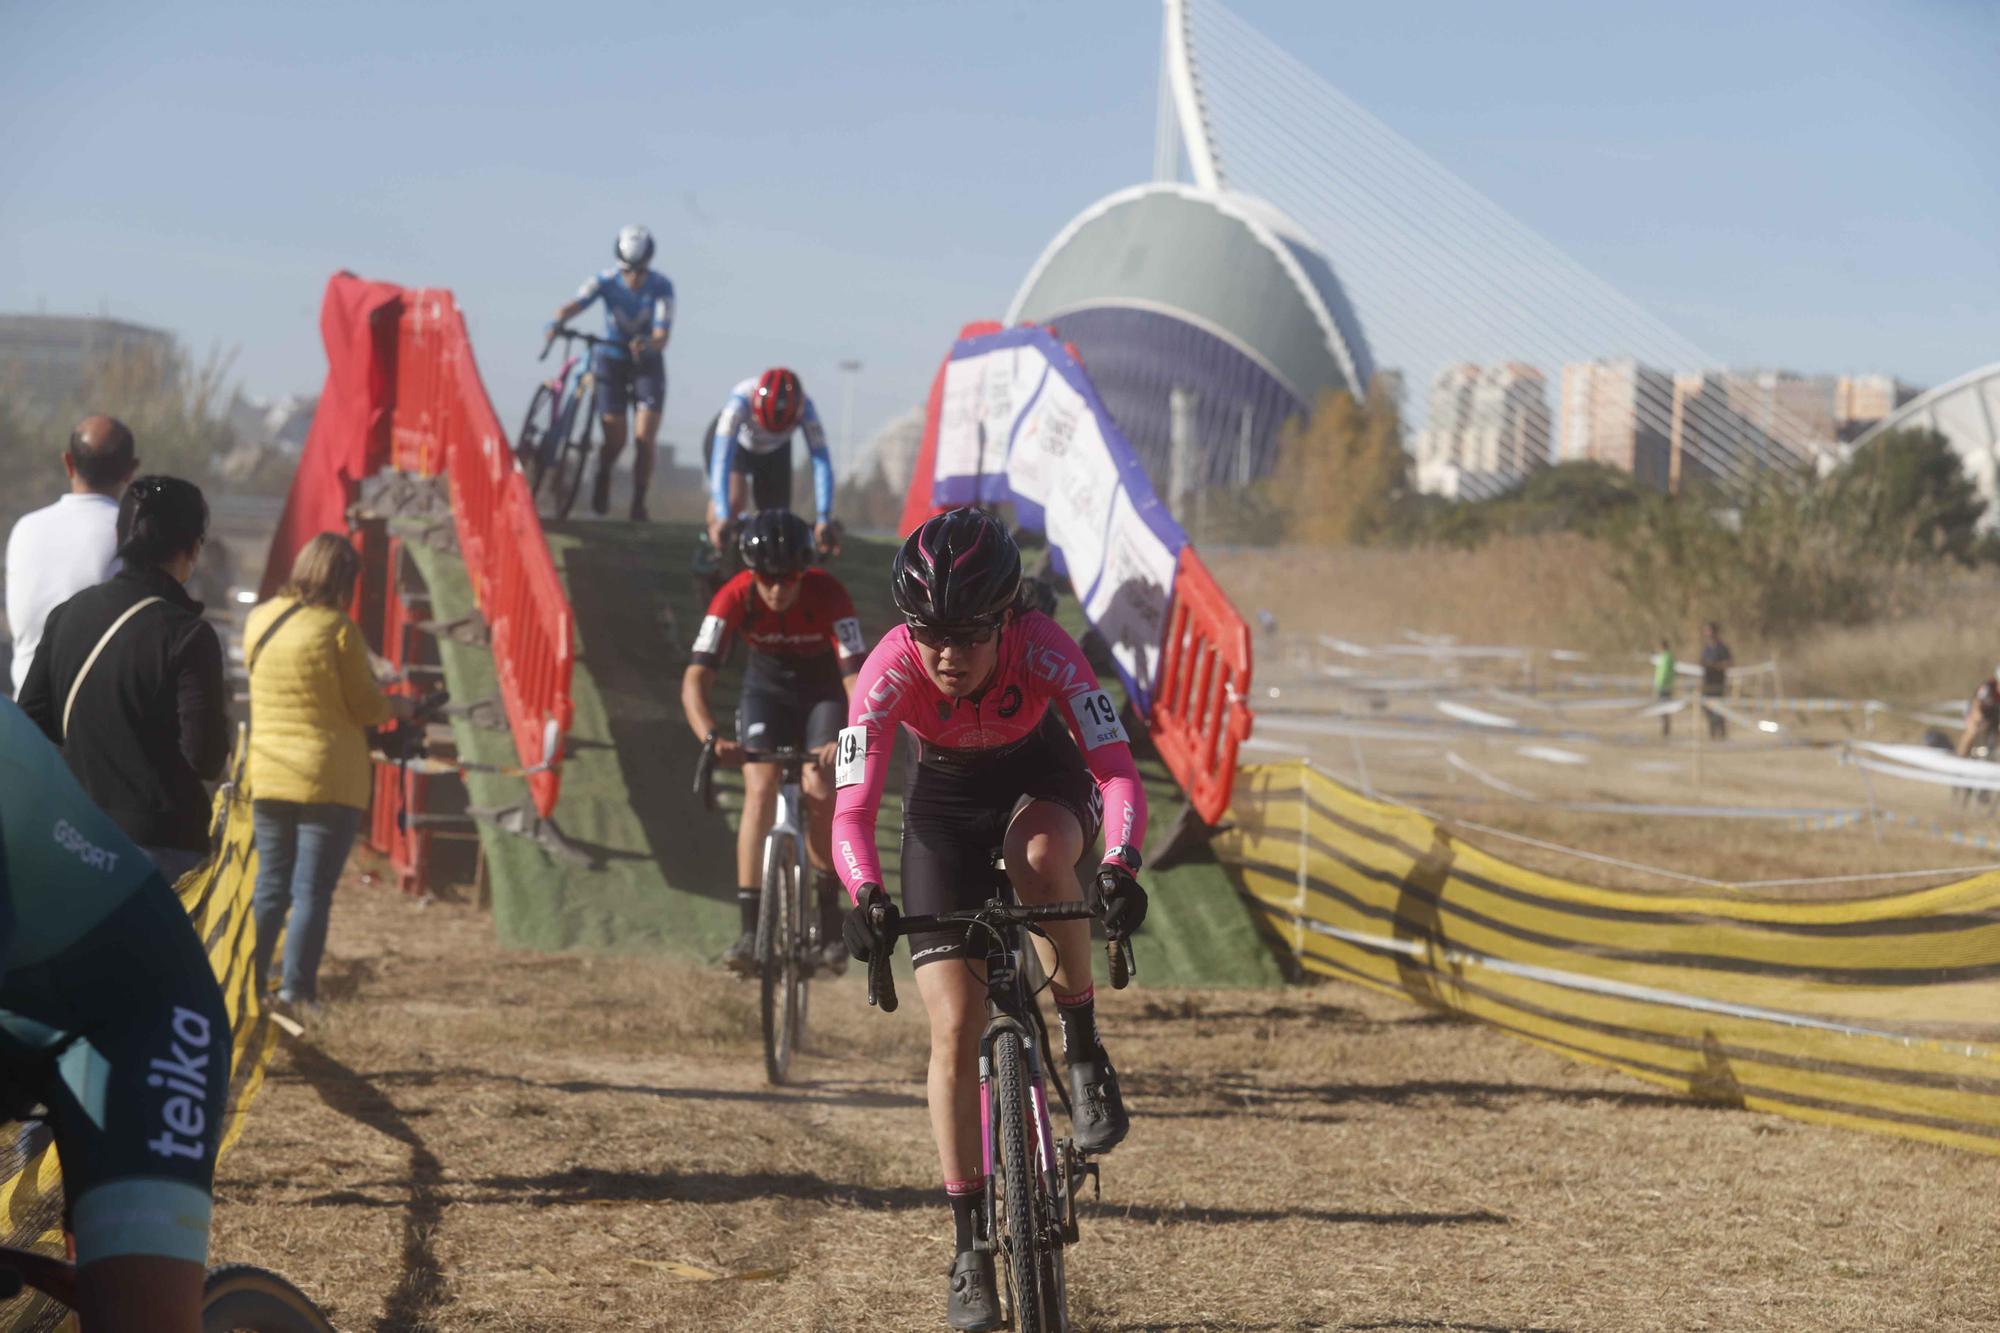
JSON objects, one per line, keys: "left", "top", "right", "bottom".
{"left": 615, "top": 224, "right": 655, "bottom": 268}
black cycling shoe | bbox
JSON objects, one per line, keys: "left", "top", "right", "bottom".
{"left": 721, "top": 930, "right": 758, "bottom": 977}
{"left": 815, "top": 939, "right": 849, "bottom": 976}
{"left": 946, "top": 1248, "right": 1000, "bottom": 1332}
{"left": 1066, "top": 1048, "right": 1130, "bottom": 1155}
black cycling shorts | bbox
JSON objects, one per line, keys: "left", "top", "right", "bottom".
{"left": 704, "top": 412, "right": 793, "bottom": 513}
{"left": 899, "top": 714, "right": 1102, "bottom": 968}
{"left": 597, "top": 350, "right": 667, "bottom": 415}
{"left": 0, "top": 876, "right": 231, "bottom": 1265}
{"left": 737, "top": 683, "right": 845, "bottom": 755}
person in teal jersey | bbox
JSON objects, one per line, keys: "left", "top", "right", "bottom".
{"left": 0, "top": 696, "right": 230, "bottom": 1332}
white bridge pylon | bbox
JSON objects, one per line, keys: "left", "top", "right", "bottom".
{"left": 1152, "top": 0, "right": 1835, "bottom": 495}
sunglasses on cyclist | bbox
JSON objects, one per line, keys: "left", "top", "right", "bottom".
{"left": 908, "top": 619, "right": 1000, "bottom": 650}
{"left": 753, "top": 570, "right": 803, "bottom": 588}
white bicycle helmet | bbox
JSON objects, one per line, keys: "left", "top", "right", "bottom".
{"left": 615, "top": 224, "right": 655, "bottom": 268}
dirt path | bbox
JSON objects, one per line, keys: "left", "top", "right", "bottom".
{"left": 213, "top": 860, "right": 2000, "bottom": 1332}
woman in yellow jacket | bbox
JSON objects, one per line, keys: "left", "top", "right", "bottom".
{"left": 245, "top": 533, "right": 414, "bottom": 1008}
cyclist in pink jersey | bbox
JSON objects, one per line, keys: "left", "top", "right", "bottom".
{"left": 833, "top": 507, "right": 1148, "bottom": 1332}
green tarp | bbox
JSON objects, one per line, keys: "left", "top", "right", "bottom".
{"left": 404, "top": 520, "right": 1279, "bottom": 988}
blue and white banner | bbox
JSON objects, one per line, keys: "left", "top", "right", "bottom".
{"left": 929, "top": 325, "right": 1188, "bottom": 712}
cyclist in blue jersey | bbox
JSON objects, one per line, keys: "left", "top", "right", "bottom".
{"left": 0, "top": 696, "right": 230, "bottom": 1332}
{"left": 703, "top": 368, "right": 841, "bottom": 557}
{"left": 551, "top": 224, "right": 676, "bottom": 521}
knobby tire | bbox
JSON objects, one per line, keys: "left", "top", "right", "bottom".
{"left": 994, "top": 1029, "right": 1053, "bottom": 1333}
{"left": 516, "top": 384, "right": 557, "bottom": 493}
{"left": 549, "top": 394, "right": 594, "bottom": 520}
{"left": 759, "top": 836, "right": 801, "bottom": 1084}
{"left": 202, "top": 1264, "right": 337, "bottom": 1333}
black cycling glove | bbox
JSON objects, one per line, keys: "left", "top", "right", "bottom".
{"left": 844, "top": 883, "right": 898, "bottom": 962}
{"left": 1094, "top": 864, "right": 1148, "bottom": 939}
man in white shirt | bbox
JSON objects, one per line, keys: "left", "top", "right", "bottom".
{"left": 5, "top": 415, "right": 138, "bottom": 694}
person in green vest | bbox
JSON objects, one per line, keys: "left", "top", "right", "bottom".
{"left": 1652, "top": 637, "right": 1676, "bottom": 738}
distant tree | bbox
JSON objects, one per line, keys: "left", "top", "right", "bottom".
{"left": 1508, "top": 460, "right": 1643, "bottom": 532}
{"left": 1257, "top": 380, "right": 1409, "bottom": 547}
{"left": 1825, "top": 427, "right": 1986, "bottom": 564}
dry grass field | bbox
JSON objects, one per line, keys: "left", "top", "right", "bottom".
{"left": 1207, "top": 543, "right": 2000, "bottom": 705}
{"left": 211, "top": 853, "right": 2000, "bottom": 1333}
{"left": 198, "top": 544, "right": 2000, "bottom": 1331}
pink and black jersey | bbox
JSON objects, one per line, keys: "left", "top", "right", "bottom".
{"left": 830, "top": 612, "right": 1146, "bottom": 900}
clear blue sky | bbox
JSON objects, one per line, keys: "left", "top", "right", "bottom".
{"left": 3, "top": 0, "right": 1994, "bottom": 472}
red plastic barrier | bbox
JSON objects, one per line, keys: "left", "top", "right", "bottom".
{"left": 383, "top": 287, "right": 574, "bottom": 820}
{"left": 1150, "top": 546, "right": 1256, "bottom": 826}
{"left": 367, "top": 533, "right": 433, "bottom": 892}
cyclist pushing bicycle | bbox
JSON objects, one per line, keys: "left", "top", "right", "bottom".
{"left": 548, "top": 224, "right": 675, "bottom": 521}
{"left": 0, "top": 697, "right": 232, "bottom": 1332}
{"left": 682, "top": 510, "right": 867, "bottom": 976}
{"left": 703, "top": 369, "right": 841, "bottom": 560}
{"left": 833, "top": 508, "right": 1148, "bottom": 1331}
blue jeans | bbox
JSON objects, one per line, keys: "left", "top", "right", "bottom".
{"left": 251, "top": 800, "right": 363, "bottom": 1003}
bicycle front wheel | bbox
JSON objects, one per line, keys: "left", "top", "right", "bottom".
{"left": 549, "top": 393, "right": 595, "bottom": 520}
{"left": 516, "top": 383, "right": 556, "bottom": 483}
{"left": 759, "top": 836, "right": 802, "bottom": 1084}
{"left": 993, "top": 1029, "right": 1057, "bottom": 1333}
{"left": 203, "top": 1265, "right": 336, "bottom": 1333}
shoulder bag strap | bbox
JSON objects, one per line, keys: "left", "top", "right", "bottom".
{"left": 61, "top": 596, "right": 167, "bottom": 742}
{"left": 244, "top": 600, "right": 308, "bottom": 680}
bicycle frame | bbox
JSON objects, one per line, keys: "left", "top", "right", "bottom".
{"left": 533, "top": 326, "right": 620, "bottom": 474}
{"left": 969, "top": 916, "right": 1071, "bottom": 1251}
{"left": 759, "top": 760, "right": 811, "bottom": 917}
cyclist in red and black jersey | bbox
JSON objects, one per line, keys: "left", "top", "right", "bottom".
{"left": 682, "top": 510, "right": 867, "bottom": 973}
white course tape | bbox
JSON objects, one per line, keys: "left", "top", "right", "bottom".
{"left": 1849, "top": 742, "right": 2000, "bottom": 785}
{"left": 1512, "top": 740, "right": 1592, "bottom": 764}
{"left": 1445, "top": 750, "right": 1541, "bottom": 800}
{"left": 1517, "top": 745, "right": 1589, "bottom": 766}
{"left": 1672, "top": 659, "right": 1777, "bottom": 680}
{"left": 1702, "top": 699, "right": 1777, "bottom": 733}
{"left": 1436, "top": 700, "right": 1520, "bottom": 729}
{"left": 1844, "top": 755, "right": 2000, "bottom": 793}
{"left": 1557, "top": 800, "right": 1865, "bottom": 820}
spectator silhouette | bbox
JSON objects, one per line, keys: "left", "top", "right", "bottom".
{"left": 5, "top": 414, "right": 138, "bottom": 696}
{"left": 244, "top": 533, "right": 414, "bottom": 1010}
{"left": 18, "top": 476, "right": 227, "bottom": 881}
{"left": 1699, "top": 621, "right": 1732, "bottom": 741}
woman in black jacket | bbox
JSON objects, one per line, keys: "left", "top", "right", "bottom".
{"left": 19, "top": 476, "right": 229, "bottom": 881}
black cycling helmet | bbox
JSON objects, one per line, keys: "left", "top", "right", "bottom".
{"left": 892, "top": 507, "right": 1021, "bottom": 626}
{"left": 737, "top": 508, "right": 815, "bottom": 578}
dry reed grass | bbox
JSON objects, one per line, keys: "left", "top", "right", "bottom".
{"left": 1209, "top": 537, "right": 1634, "bottom": 655}
{"left": 1212, "top": 543, "right": 1998, "bottom": 711}
{"left": 211, "top": 854, "right": 2000, "bottom": 1331}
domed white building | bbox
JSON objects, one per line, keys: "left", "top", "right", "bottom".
{"left": 1006, "top": 182, "right": 1374, "bottom": 495}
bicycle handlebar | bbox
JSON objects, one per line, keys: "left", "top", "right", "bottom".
{"left": 692, "top": 741, "right": 828, "bottom": 813}
{"left": 739, "top": 747, "right": 826, "bottom": 769}
{"left": 865, "top": 899, "right": 1135, "bottom": 1015}
{"left": 540, "top": 324, "right": 628, "bottom": 361}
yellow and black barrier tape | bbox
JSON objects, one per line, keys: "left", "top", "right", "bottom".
{"left": 1217, "top": 761, "right": 2000, "bottom": 1156}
